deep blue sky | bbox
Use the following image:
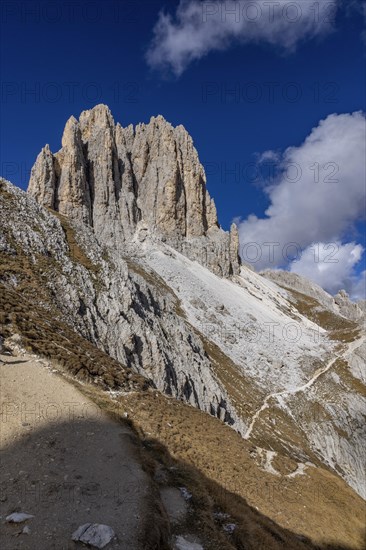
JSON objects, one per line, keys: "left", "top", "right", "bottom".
{"left": 0, "top": 1, "right": 365, "bottom": 254}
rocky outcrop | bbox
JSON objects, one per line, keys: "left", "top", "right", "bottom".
{"left": 262, "top": 270, "right": 365, "bottom": 322}
{"left": 334, "top": 289, "right": 365, "bottom": 322}
{"left": 28, "top": 105, "right": 240, "bottom": 277}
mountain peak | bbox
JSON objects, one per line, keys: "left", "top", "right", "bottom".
{"left": 28, "top": 106, "right": 240, "bottom": 277}
{"left": 61, "top": 115, "right": 81, "bottom": 148}
{"left": 79, "top": 103, "right": 115, "bottom": 132}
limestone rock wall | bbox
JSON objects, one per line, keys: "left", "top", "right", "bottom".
{"left": 28, "top": 105, "right": 240, "bottom": 277}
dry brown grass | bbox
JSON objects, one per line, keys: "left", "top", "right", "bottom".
{"left": 282, "top": 289, "right": 361, "bottom": 343}
{"left": 332, "top": 359, "right": 366, "bottom": 397}
{"left": 50, "top": 210, "right": 100, "bottom": 275}
{"left": 0, "top": 283, "right": 149, "bottom": 392}
{"left": 197, "top": 329, "right": 265, "bottom": 422}
{"left": 77, "top": 384, "right": 366, "bottom": 550}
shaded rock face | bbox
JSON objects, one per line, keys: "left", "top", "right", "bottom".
{"left": 28, "top": 105, "right": 240, "bottom": 277}
{"left": 0, "top": 178, "right": 240, "bottom": 430}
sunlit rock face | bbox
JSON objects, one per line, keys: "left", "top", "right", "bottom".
{"left": 28, "top": 104, "right": 240, "bottom": 277}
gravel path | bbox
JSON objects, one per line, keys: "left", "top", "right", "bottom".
{"left": 0, "top": 354, "right": 151, "bottom": 549}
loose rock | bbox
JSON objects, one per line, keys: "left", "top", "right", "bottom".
{"left": 5, "top": 512, "right": 34, "bottom": 523}
{"left": 72, "top": 523, "right": 115, "bottom": 548}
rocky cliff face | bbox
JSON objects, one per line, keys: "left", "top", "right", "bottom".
{"left": 0, "top": 177, "right": 240, "bottom": 429}
{"left": 28, "top": 105, "right": 240, "bottom": 277}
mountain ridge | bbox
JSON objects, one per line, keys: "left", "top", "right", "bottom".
{"left": 28, "top": 104, "right": 240, "bottom": 278}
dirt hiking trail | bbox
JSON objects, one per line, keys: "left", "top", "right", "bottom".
{"left": 0, "top": 353, "right": 152, "bottom": 550}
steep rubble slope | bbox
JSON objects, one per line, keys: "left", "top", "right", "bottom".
{"left": 137, "top": 239, "right": 366, "bottom": 499}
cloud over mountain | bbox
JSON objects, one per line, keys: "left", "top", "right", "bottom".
{"left": 289, "top": 242, "right": 364, "bottom": 296}
{"left": 146, "top": 0, "right": 339, "bottom": 76}
{"left": 237, "top": 111, "right": 366, "bottom": 297}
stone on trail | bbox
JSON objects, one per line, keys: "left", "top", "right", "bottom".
{"left": 174, "top": 535, "right": 204, "bottom": 550}
{"left": 72, "top": 523, "right": 115, "bottom": 548}
{"left": 5, "top": 512, "right": 34, "bottom": 523}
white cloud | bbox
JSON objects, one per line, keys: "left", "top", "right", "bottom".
{"left": 350, "top": 270, "right": 366, "bottom": 301}
{"left": 258, "top": 150, "right": 280, "bottom": 163}
{"left": 146, "top": 0, "right": 339, "bottom": 76}
{"left": 237, "top": 111, "right": 366, "bottom": 297}
{"left": 288, "top": 242, "right": 364, "bottom": 297}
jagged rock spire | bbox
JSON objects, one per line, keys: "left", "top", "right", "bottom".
{"left": 28, "top": 144, "right": 56, "bottom": 209}
{"left": 28, "top": 104, "right": 240, "bottom": 277}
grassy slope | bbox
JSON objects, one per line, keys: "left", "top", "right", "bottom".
{"left": 77, "top": 380, "right": 366, "bottom": 550}
{"left": 278, "top": 287, "right": 361, "bottom": 343}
